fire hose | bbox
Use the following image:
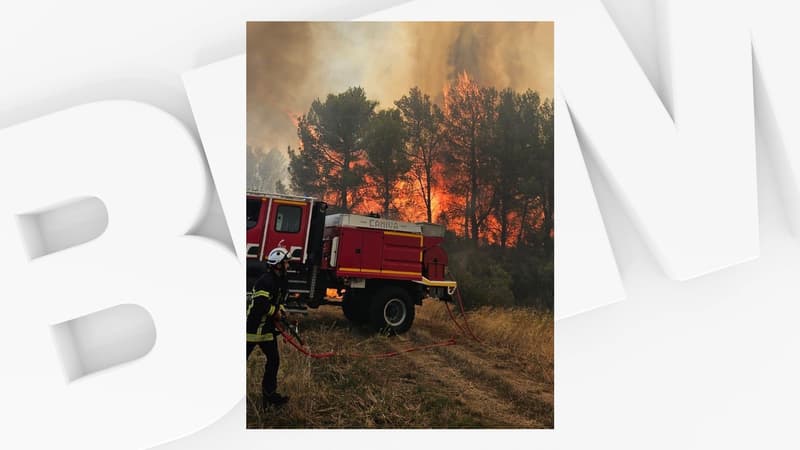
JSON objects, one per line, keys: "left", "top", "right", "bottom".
{"left": 274, "top": 286, "right": 481, "bottom": 360}
{"left": 275, "top": 321, "right": 457, "bottom": 359}
{"left": 443, "top": 288, "right": 482, "bottom": 344}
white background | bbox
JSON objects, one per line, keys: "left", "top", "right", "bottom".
{"left": 3, "top": 1, "right": 800, "bottom": 449}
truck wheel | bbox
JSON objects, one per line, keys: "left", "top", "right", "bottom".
{"left": 369, "top": 286, "right": 415, "bottom": 334}
{"left": 342, "top": 290, "right": 370, "bottom": 324}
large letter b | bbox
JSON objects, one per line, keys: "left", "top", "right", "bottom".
{"left": 0, "top": 101, "right": 240, "bottom": 449}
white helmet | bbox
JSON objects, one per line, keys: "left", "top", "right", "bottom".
{"left": 266, "top": 246, "right": 290, "bottom": 266}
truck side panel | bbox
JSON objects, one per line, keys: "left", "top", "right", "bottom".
{"left": 331, "top": 227, "right": 422, "bottom": 280}
{"left": 381, "top": 232, "right": 422, "bottom": 276}
{"left": 335, "top": 227, "right": 361, "bottom": 270}
{"left": 360, "top": 229, "right": 384, "bottom": 272}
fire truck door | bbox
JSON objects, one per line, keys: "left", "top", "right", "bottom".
{"left": 265, "top": 200, "right": 309, "bottom": 260}
{"left": 247, "top": 197, "right": 268, "bottom": 260}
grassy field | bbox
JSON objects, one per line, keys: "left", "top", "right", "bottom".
{"left": 246, "top": 300, "right": 554, "bottom": 428}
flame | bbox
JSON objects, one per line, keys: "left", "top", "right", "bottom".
{"left": 285, "top": 109, "right": 301, "bottom": 129}
{"left": 286, "top": 70, "right": 552, "bottom": 247}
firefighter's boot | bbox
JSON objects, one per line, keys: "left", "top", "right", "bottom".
{"left": 263, "top": 392, "right": 289, "bottom": 407}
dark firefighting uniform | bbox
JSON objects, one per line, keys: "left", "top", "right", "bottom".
{"left": 246, "top": 269, "right": 287, "bottom": 396}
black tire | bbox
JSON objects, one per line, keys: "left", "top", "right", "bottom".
{"left": 342, "top": 289, "right": 370, "bottom": 324}
{"left": 369, "top": 286, "right": 415, "bottom": 334}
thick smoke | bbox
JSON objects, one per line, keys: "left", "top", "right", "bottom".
{"left": 247, "top": 22, "right": 323, "bottom": 156}
{"left": 247, "top": 22, "right": 553, "bottom": 161}
{"left": 403, "top": 22, "right": 554, "bottom": 104}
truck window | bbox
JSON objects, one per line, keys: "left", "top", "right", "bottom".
{"left": 274, "top": 205, "right": 301, "bottom": 233}
{"left": 247, "top": 199, "right": 261, "bottom": 229}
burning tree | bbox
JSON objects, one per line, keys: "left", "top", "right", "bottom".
{"left": 521, "top": 96, "right": 553, "bottom": 255}
{"left": 363, "top": 108, "right": 410, "bottom": 218}
{"left": 489, "top": 89, "right": 544, "bottom": 248}
{"left": 286, "top": 76, "right": 553, "bottom": 252}
{"left": 288, "top": 87, "right": 376, "bottom": 212}
{"left": 441, "top": 72, "right": 498, "bottom": 243}
{"left": 283, "top": 78, "right": 554, "bottom": 308}
{"left": 395, "top": 87, "right": 444, "bottom": 223}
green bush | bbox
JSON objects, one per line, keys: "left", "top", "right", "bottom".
{"left": 443, "top": 238, "right": 553, "bottom": 311}
{"left": 449, "top": 251, "right": 515, "bottom": 308}
{"left": 503, "top": 249, "right": 553, "bottom": 311}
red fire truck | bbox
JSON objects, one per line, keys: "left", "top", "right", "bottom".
{"left": 247, "top": 191, "right": 457, "bottom": 333}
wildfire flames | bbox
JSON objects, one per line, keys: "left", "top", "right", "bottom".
{"left": 286, "top": 73, "right": 552, "bottom": 247}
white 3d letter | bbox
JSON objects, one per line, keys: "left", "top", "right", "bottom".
{"left": 560, "top": 0, "right": 757, "bottom": 280}
{"left": 0, "top": 101, "right": 241, "bottom": 449}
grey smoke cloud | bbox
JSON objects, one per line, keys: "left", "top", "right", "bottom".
{"left": 247, "top": 22, "right": 553, "bottom": 156}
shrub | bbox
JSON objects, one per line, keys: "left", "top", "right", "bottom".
{"left": 449, "top": 250, "right": 515, "bottom": 308}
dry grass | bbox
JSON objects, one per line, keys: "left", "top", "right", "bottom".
{"left": 247, "top": 300, "right": 553, "bottom": 428}
{"left": 423, "top": 304, "right": 555, "bottom": 385}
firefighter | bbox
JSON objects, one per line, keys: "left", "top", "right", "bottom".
{"left": 247, "top": 246, "right": 291, "bottom": 407}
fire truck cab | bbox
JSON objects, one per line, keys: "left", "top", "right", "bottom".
{"left": 246, "top": 191, "right": 456, "bottom": 333}
{"left": 247, "top": 192, "right": 324, "bottom": 271}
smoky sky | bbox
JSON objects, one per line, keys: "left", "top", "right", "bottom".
{"left": 247, "top": 22, "right": 554, "bottom": 155}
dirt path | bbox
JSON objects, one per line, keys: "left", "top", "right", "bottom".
{"left": 395, "top": 321, "right": 554, "bottom": 428}
{"left": 386, "top": 334, "right": 544, "bottom": 427}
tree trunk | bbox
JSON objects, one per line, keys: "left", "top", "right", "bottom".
{"left": 383, "top": 177, "right": 391, "bottom": 218}
{"left": 463, "top": 198, "right": 470, "bottom": 238}
{"left": 341, "top": 153, "right": 349, "bottom": 211}
{"left": 469, "top": 142, "right": 479, "bottom": 243}
{"left": 517, "top": 199, "right": 529, "bottom": 245}
{"left": 544, "top": 182, "right": 553, "bottom": 256}
{"left": 499, "top": 198, "right": 508, "bottom": 249}
{"left": 425, "top": 164, "right": 433, "bottom": 223}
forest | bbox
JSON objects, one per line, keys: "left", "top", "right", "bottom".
{"left": 248, "top": 73, "right": 553, "bottom": 310}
